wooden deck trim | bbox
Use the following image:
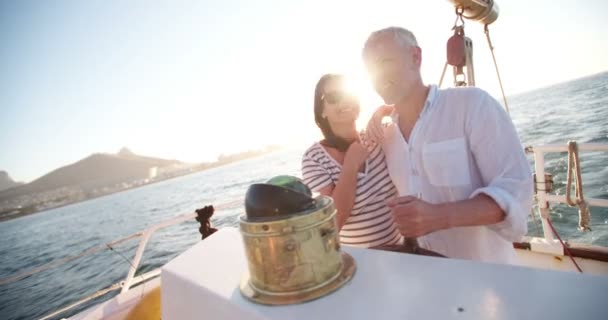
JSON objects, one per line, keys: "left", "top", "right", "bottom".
{"left": 513, "top": 241, "right": 608, "bottom": 262}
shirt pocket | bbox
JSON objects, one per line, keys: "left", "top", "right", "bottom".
{"left": 422, "top": 137, "right": 471, "bottom": 187}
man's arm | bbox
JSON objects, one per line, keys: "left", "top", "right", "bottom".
{"left": 465, "top": 89, "right": 534, "bottom": 241}
{"left": 388, "top": 194, "right": 504, "bottom": 238}
{"left": 442, "top": 194, "right": 505, "bottom": 227}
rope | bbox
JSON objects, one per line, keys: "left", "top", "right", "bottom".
{"left": 41, "top": 244, "right": 162, "bottom": 319}
{"left": 565, "top": 141, "right": 582, "bottom": 206}
{"left": 454, "top": 6, "right": 465, "bottom": 27}
{"left": 546, "top": 218, "right": 583, "bottom": 273}
{"left": 484, "top": 24, "right": 510, "bottom": 114}
{"left": 0, "top": 199, "right": 243, "bottom": 286}
{"left": 39, "top": 282, "right": 123, "bottom": 320}
{"left": 565, "top": 141, "right": 592, "bottom": 231}
{"left": 577, "top": 201, "right": 592, "bottom": 232}
{"left": 40, "top": 246, "right": 163, "bottom": 320}
{"left": 106, "top": 242, "right": 149, "bottom": 300}
{"left": 0, "top": 233, "right": 142, "bottom": 285}
{"left": 438, "top": 61, "right": 449, "bottom": 88}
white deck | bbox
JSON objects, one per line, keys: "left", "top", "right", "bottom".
{"left": 162, "top": 228, "right": 608, "bottom": 320}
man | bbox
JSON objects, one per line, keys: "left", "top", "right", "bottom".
{"left": 362, "top": 26, "right": 533, "bottom": 264}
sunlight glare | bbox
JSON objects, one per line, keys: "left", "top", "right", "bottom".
{"left": 344, "top": 69, "right": 383, "bottom": 131}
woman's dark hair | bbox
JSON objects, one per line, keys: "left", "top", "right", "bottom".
{"left": 314, "top": 74, "right": 352, "bottom": 152}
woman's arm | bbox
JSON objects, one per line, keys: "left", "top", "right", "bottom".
{"left": 318, "top": 142, "right": 368, "bottom": 230}
{"left": 317, "top": 166, "right": 357, "bottom": 230}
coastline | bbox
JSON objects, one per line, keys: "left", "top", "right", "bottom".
{"left": 0, "top": 147, "right": 283, "bottom": 223}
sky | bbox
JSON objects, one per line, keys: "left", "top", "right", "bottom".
{"left": 1, "top": 0, "right": 607, "bottom": 183}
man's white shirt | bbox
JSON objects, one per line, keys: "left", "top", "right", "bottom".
{"left": 382, "top": 85, "right": 533, "bottom": 264}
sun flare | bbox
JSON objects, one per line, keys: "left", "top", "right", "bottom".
{"left": 342, "top": 70, "right": 384, "bottom": 130}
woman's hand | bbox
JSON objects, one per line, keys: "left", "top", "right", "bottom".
{"left": 365, "top": 104, "right": 395, "bottom": 144}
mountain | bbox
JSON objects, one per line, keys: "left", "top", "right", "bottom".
{"left": 0, "top": 148, "right": 181, "bottom": 202}
{"left": 0, "top": 171, "right": 22, "bottom": 192}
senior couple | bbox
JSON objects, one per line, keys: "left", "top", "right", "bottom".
{"left": 301, "top": 26, "right": 533, "bottom": 264}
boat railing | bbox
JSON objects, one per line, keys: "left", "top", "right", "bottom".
{"left": 36, "top": 212, "right": 196, "bottom": 320}
{"left": 23, "top": 200, "right": 243, "bottom": 320}
{"left": 120, "top": 211, "right": 197, "bottom": 293}
{"left": 525, "top": 142, "right": 608, "bottom": 255}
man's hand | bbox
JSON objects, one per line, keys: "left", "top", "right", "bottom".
{"left": 388, "top": 194, "right": 507, "bottom": 238}
{"left": 365, "top": 104, "right": 395, "bottom": 144}
{"left": 387, "top": 196, "right": 450, "bottom": 238}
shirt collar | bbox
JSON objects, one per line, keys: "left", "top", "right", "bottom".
{"left": 423, "top": 84, "right": 438, "bottom": 115}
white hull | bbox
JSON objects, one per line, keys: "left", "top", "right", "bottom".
{"left": 68, "top": 240, "right": 608, "bottom": 320}
{"left": 516, "top": 249, "right": 608, "bottom": 275}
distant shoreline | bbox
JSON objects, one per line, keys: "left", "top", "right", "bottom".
{"left": 0, "top": 148, "right": 283, "bottom": 223}
{"left": 0, "top": 177, "right": 171, "bottom": 223}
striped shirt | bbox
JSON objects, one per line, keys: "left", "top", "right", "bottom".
{"left": 301, "top": 142, "right": 402, "bottom": 248}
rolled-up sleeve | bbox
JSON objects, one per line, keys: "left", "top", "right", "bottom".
{"left": 467, "top": 91, "right": 534, "bottom": 242}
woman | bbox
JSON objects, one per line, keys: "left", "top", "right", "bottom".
{"left": 301, "top": 73, "right": 402, "bottom": 248}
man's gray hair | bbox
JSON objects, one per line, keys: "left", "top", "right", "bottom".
{"left": 362, "top": 27, "right": 418, "bottom": 56}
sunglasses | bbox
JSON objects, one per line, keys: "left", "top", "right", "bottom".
{"left": 321, "top": 90, "right": 358, "bottom": 104}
